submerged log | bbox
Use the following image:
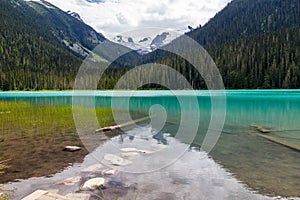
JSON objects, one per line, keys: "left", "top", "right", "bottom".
{"left": 256, "top": 127, "right": 271, "bottom": 133}
{"left": 250, "top": 124, "right": 300, "bottom": 152}
{"left": 95, "top": 116, "right": 150, "bottom": 133}
{"left": 256, "top": 133, "right": 300, "bottom": 152}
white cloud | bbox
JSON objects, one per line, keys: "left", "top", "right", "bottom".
{"left": 45, "top": 0, "right": 231, "bottom": 37}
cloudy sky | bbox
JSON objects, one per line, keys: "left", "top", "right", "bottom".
{"left": 46, "top": 0, "right": 231, "bottom": 38}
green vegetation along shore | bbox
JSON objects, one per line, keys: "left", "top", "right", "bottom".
{"left": 0, "top": 101, "right": 115, "bottom": 183}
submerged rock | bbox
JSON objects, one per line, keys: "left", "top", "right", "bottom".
{"left": 63, "top": 146, "right": 81, "bottom": 152}
{"left": 121, "top": 152, "right": 140, "bottom": 158}
{"left": 104, "top": 154, "right": 132, "bottom": 166}
{"left": 58, "top": 176, "right": 81, "bottom": 186}
{"left": 66, "top": 193, "right": 91, "bottom": 200}
{"left": 103, "top": 169, "right": 117, "bottom": 176}
{"left": 81, "top": 177, "right": 105, "bottom": 190}
{"left": 121, "top": 148, "right": 138, "bottom": 152}
{"left": 81, "top": 164, "right": 103, "bottom": 173}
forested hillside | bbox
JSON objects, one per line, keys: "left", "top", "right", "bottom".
{"left": 113, "top": 0, "right": 300, "bottom": 89}
{"left": 0, "top": 0, "right": 134, "bottom": 90}
{"left": 187, "top": 0, "right": 300, "bottom": 89}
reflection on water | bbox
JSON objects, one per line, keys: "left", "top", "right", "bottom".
{"left": 4, "top": 127, "right": 274, "bottom": 200}
{"left": 1, "top": 90, "right": 300, "bottom": 198}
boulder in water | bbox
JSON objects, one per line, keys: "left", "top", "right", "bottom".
{"left": 81, "top": 177, "right": 105, "bottom": 190}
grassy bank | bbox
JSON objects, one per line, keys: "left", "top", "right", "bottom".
{"left": 0, "top": 101, "right": 115, "bottom": 137}
{"left": 0, "top": 101, "right": 116, "bottom": 183}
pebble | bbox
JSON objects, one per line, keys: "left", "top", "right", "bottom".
{"left": 63, "top": 146, "right": 81, "bottom": 152}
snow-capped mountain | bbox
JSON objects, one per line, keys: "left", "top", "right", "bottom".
{"left": 112, "top": 31, "right": 182, "bottom": 55}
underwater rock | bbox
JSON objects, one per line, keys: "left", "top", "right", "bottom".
{"left": 81, "top": 164, "right": 103, "bottom": 172}
{"left": 121, "top": 152, "right": 140, "bottom": 158}
{"left": 121, "top": 148, "right": 138, "bottom": 152}
{"left": 121, "top": 147, "right": 155, "bottom": 154}
{"left": 104, "top": 154, "right": 132, "bottom": 166}
{"left": 103, "top": 169, "right": 116, "bottom": 175}
{"left": 63, "top": 146, "right": 81, "bottom": 152}
{"left": 81, "top": 177, "right": 105, "bottom": 190}
{"left": 58, "top": 176, "right": 81, "bottom": 186}
{"left": 138, "top": 149, "right": 155, "bottom": 154}
{"left": 66, "top": 193, "right": 91, "bottom": 200}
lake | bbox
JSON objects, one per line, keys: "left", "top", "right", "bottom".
{"left": 0, "top": 90, "right": 300, "bottom": 199}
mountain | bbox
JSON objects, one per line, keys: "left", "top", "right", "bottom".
{"left": 27, "top": 0, "right": 106, "bottom": 56}
{"left": 187, "top": 0, "right": 300, "bottom": 46}
{"left": 67, "top": 11, "right": 83, "bottom": 22}
{"left": 141, "top": 0, "right": 300, "bottom": 89}
{"left": 1, "top": 0, "right": 300, "bottom": 90}
{"left": 0, "top": 0, "right": 136, "bottom": 91}
{"left": 112, "top": 31, "right": 181, "bottom": 55}
{"left": 185, "top": 0, "right": 300, "bottom": 89}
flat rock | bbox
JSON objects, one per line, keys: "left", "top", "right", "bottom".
{"left": 121, "top": 152, "right": 140, "bottom": 158}
{"left": 81, "top": 164, "right": 103, "bottom": 173}
{"left": 104, "top": 154, "right": 132, "bottom": 166}
{"left": 58, "top": 176, "right": 81, "bottom": 186}
{"left": 63, "top": 146, "right": 81, "bottom": 152}
{"left": 138, "top": 149, "right": 155, "bottom": 154}
{"left": 103, "top": 169, "right": 116, "bottom": 176}
{"left": 121, "top": 148, "right": 138, "bottom": 152}
{"left": 81, "top": 178, "right": 105, "bottom": 190}
{"left": 66, "top": 193, "right": 91, "bottom": 200}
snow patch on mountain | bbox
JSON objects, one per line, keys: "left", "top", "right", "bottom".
{"left": 67, "top": 11, "right": 83, "bottom": 22}
{"left": 112, "top": 30, "right": 182, "bottom": 55}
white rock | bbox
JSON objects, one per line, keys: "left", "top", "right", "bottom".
{"left": 58, "top": 176, "right": 81, "bottom": 186}
{"left": 138, "top": 149, "right": 155, "bottom": 154}
{"left": 47, "top": 189, "right": 59, "bottom": 194}
{"left": 81, "top": 178, "right": 105, "bottom": 190}
{"left": 63, "top": 146, "right": 81, "bottom": 152}
{"left": 104, "top": 154, "right": 132, "bottom": 166}
{"left": 66, "top": 193, "right": 91, "bottom": 200}
{"left": 121, "top": 148, "right": 138, "bottom": 152}
{"left": 103, "top": 169, "right": 116, "bottom": 176}
{"left": 121, "top": 152, "right": 140, "bottom": 158}
{"left": 81, "top": 164, "right": 103, "bottom": 172}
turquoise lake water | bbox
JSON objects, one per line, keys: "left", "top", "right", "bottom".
{"left": 1, "top": 90, "right": 300, "bottom": 197}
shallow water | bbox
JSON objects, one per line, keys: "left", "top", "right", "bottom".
{"left": 1, "top": 90, "right": 300, "bottom": 198}
{"left": 2, "top": 127, "right": 274, "bottom": 200}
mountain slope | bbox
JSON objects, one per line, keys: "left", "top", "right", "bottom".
{"left": 187, "top": 0, "right": 300, "bottom": 46}
{"left": 144, "top": 0, "right": 300, "bottom": 89}
{"left": 0, "top": 0, "right": 136, "bottom": 90}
